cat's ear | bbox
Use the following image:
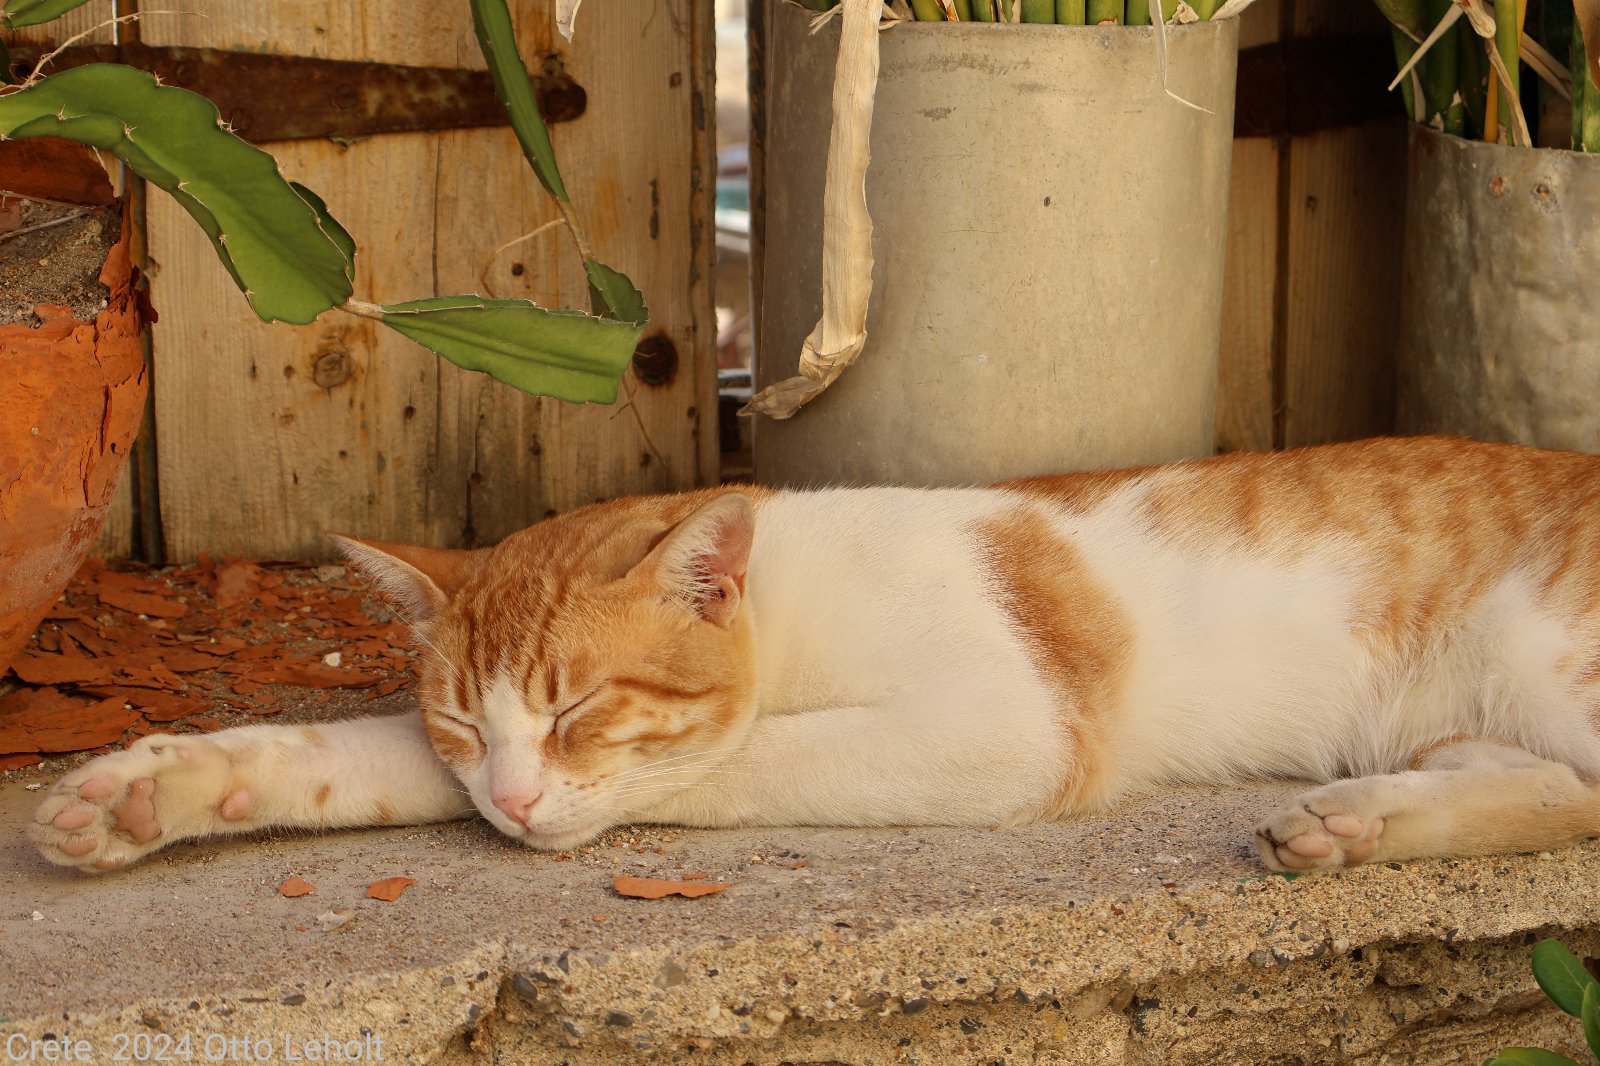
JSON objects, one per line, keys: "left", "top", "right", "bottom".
{"left": 630, "top": 493, "right": 755, "bottom": 628}
{"left": 327, "top": 534, "right": 479, "bottom": 626}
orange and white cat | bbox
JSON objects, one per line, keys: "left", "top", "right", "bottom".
{"left": 29, "top": 436, "right": 1600, "bottom": 874}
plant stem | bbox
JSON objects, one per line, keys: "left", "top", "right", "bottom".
{"left": 1421, "top": 0, "right": 1460, "bottom": 124}
{"left": 1189, "top": 0, "right": 1220, "bottom": 17}
{"left": 1056, "top": 0, "right": 1086, "bottom": 22}
{"left": 1459, "top": 19, "right": 1488, "bottom": 138}
{"left": 909, "top": 0, "right": 944, "bottom": 18}
{"left": 1087, "top": 0, "right": 1120, "bottom": 23}
{"left": 1126, "top": 0, "right": 1150, "bottom": 25}
{"left": 1495, "top": 0, "right": 1522, "bottom": 143}
{"left": 971, "top": 0, "right": 995, "bottom": 20}
{"left": 556, "top": 196, "right": 594, "bottom": 266}
{"left": 1578, "top": 11, "right": 1600, "bottom": 149}
{"left": 1022, "top": 0, "right": 1055, "bottom": 21}
{"left": 953, "top": 0, "right": 973, "bottom": 17}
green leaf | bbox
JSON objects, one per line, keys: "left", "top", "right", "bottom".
{"left": 1533, "top": 939, "right": 1599, "bottom": 1018}
{"left": 0, "top": 65, "right": 354, "bottom": 323}
{"left": 375, "top": 296, "right": 641, "bottom": 405}
{"left": 0, "top": 39, "right": 13, "bottom": 85}
{"left": 1583, "top": 981, "right": 1600, "bottom": 1058}
{"left": 1488, "top": 1050, "right": 1582, "bottom": 1066}
{"left": 469, "top": 0, "right": 568, "bottom": 202}
{"left": 583, "top": 259, "right": 647, "bottom": 324}
{"left": 2, "top": 0, "right": 96, "bottom": 28}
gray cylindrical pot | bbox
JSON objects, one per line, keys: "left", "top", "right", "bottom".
{"left": 753, "top": 10, "right": 1239, "bottom": 488}
{"left": 1397, "top": 124, "right": 1600, "bottom": 451}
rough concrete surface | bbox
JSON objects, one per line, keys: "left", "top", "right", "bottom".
{"left": 3, "top": 701, "right": 1599, "bottom": 1065}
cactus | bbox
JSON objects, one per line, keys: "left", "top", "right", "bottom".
{"left": 0, "top": 64, "right": 355, "bottom": 324}
{"left": 0, "top": 0, "right": 650, "bottom": 405}
{"left": 0, "top": 0, "right": 96, "bottom": 29}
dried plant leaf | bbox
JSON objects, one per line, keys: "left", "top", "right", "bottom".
{"left": 613, "top": 875, "right": 731, "bottom": 899}
{"left": 743, "top": 0, "right": 881, "bottom": 419}
{"left": 365, "top": 876, "right": 416, "bottom": 901}
{"left": 277, "top": 875, "right": 315, "bottom": 898}
{"left": 557, "top": 0, "right": 583, "bottom": 39}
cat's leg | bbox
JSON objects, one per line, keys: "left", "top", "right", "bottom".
{"left": 31, "top": 711, "right": 473, "bottom": 873}
{"left": 1253, "top": 738, "right": 1600, "bottom": 872}
{"left": 638, "top": 703, "right": 1061, "bottom": 830}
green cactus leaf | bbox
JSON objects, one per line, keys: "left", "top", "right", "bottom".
{"left": 583, "top": 259, "right": 646, "bottom": 323}
{"left": 374, "top": 295, "right": 641, "bottom": 405}
{"left": 1486, "top": 1050, "right": 1581, "bottom": 1066}
{"left": 2, "top": 0, "right": 96, "bottom": 28}
{"left": 1532, "top": 939, "right": 1598, "bottom": 1018}
{"left": 469, "top": 0, "right": 568, "bottom": 202}
{"left": 0, "top": 64, "right": 354, "bottom": 323}
{"left": 1583, "top": 981, "right": 1600, "bottom": 1057}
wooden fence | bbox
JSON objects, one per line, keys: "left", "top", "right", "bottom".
{"left": 18, "top": 0, "right": 1403, "bottom": 560}
{"left": 14, "top": 1, "right": 717, "bottom": 562}
{"left": 1217, "top": 0, "right": 1407, "bottom": 452}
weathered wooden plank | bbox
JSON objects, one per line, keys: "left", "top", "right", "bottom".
{"left": 141, "top": 1, "right": 715, "bottom": 560}
{"left": 1215, "top": 136, "right": 1279, "bottom": 455}
{"left": 1281, "top": 119, "right": 1406, "bottom": 447}
{"left": 1213, "top": 0, "right": 1280, "bottom": 455}
{"left": 1280, "top": 0, "right": 1406, "bottom": 447}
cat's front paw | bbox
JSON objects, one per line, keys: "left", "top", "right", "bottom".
{"left": 1253, "top": 784, "right": 1388, "bottom": 872}
{"left": 30, "top": 735, "right": 241, "bottom": 872}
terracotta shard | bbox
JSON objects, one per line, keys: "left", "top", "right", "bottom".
{"left": 94, "top": 586, "right": 189, "bottom": 619}
{"left": 9, "top": 651, "right": 113, "bottom": 686}
{"left": 247, "top": 662, "right": 379, "bottom": 689}
{"left": 0, "top": 691, "right": 140, "bottom": 754}
{"left": 612, "top": 875, "right": 731, "bottom": 900}
{"left": 365, "top": 876, "right": 416, "bottom": 902}
{"left": 277, "top": 875, "right": 316, "bottom": 898}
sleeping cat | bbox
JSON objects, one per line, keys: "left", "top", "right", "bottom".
{"left": 28, "top": 435, "right": 1600, "bottom": 874}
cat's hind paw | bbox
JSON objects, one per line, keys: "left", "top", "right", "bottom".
{"left": 1253, "top": 789, "right": 1386, "bottom": 872}
{"left": 30, "top": 735, "right": 238, "bottom": 872}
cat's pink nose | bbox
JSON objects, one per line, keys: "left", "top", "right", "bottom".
{"left": 491, "top": 791, "right": 541, "bottom": 828}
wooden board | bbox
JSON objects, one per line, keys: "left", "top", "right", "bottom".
{"left": 1281, "top": 118, "right": 1407, "bottom": 446}
{"left": 142, "top": 1, "right": 715, "bottom": 560}
{"left": 1213, "top": 0, "right": 1281, "bottom": 455}
{"left": 1214, "top": 135, "right": 1279, "bottom": 454}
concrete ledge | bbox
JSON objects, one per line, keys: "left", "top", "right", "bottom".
{"left": 4, "top": 760, "right": 1598, "bottom": 1064}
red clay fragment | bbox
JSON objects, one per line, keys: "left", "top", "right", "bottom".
{"left": 9, "top": 651, "right": 113, "bottom": 686}
{"left": 94, "top": 586, "right": 189, "bottom": 619}
{"left": 277, "top": 875, "right": 315, "bottom": 898}
{"left": 247, "top": 663, "right": 379, "bottom": 689}
{"left": 0, "top": 690, "right": 140, "bottom": 754}
{"left": 365, "top": 876, "right": 415, "bottom": 902}
{"left": 612, "top": 875, "right": 731, "bottom": 900}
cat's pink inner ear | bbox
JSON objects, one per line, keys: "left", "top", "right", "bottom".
{"left": 638, "top": 493, "right": 755, "bottom": 627}
{"left": 327, "top": 534, "right": 479, "bottom": 625}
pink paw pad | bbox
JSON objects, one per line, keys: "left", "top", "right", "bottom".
{"left": 1322, "top": 814, "right": 1365, "bottom": 839}
{"left": 78, "top": 775, "right": 118, "bottom": 802}
{"left": 1285, "top": 834, "right": 1333, "bottom": 858}
{"left": 111, "top": 778, "right": 163, "bottom": 844}
{"left": 51, "top": 805, "right": 97, "bottom": 832}
{"left": 58, "top": 835, "right": 98, "bottom": 857}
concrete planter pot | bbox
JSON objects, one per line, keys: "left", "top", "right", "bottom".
{"left": 1396, "top": 124, "right": 1600, "bottom": 451}
{"left": 753, "top": 10, "right": 1239, "bottom": 487}
{"left": 0, "top": 207, "right": 147, "bottom": 674}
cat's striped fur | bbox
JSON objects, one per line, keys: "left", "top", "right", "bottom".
{"left": 31, "top": 436, "right": 1600, "bottom": 872}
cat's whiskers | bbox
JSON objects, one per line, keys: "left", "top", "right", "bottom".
{"left": 603, "top": 746, "right": 747, "bottom": 784}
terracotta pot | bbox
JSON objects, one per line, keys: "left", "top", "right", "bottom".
{"left": 0, "top": 209, "right": 147, "bottom": 674}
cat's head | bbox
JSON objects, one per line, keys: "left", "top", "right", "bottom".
{"left": 330, "top": 491, "right": 760, "bottom": 849}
